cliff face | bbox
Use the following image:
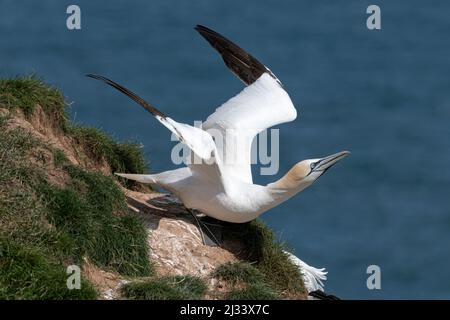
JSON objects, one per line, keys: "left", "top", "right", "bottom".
{"left": 3, "top": 104, "right": 240, "bottom": 272}
{"left": 126, "top": 190, "right": 240, "bottom": 276}
{"left": 0, "top": 77, "right": 306, "bottom": 300}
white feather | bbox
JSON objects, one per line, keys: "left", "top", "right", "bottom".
{"left": 284, "top": 251, "right": 328, "bottom": 293}
{"left": 203, "top": 73, "right": 297, "bottom": 184}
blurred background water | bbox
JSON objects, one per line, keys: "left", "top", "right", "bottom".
{"left": 1, "top": 0, "right": 449, "bottom": 299}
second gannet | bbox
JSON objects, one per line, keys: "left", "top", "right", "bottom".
{"left": 87, "top": 25, "right": 349, "bottom": 224}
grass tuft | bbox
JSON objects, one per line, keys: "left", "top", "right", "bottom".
{"left": 121, "top": 276, "right": 208, "bottom": 300}
{"left": 223, "top": 220, "right": 306, "bottom": 296}
{"left": 0, "top": 239, "right": 97, "bottom": 300}
{"left": 41, "top": 165, "right": 153, "bottom": 276}
{"left": 52, "top": 149, "right": 69, "bottom": 167}
{"left": 0, "top": 76, "right": 149, "bottom": 188}
{"left": 213, "top": 262, "right": 264, "bottom": 285}
{"left": 0, "top": 75, "right": 67, "bottom": 128}
{"left": 213, "top": 262, "right": 279, "bottom": 300}
{"left": 228, "top": 283, "right": 279, "bottom": 300}
{"left": 0, "top": 110, "right": 153, "bottom": 299}
{"left": 68, "top": 126, "right": 148, "bottom": 188}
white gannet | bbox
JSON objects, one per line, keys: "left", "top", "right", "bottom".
{"left": 87, "top": 25, "right": 349, "bottom": 225}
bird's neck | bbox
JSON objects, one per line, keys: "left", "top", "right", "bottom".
{"left": 266, "top": 173, "right": 311, "bottom": 205}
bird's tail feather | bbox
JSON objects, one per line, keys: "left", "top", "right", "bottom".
{"left": 115, "top": 173, "right": 157, "bottom": 184}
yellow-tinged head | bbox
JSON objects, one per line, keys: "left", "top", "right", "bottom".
{"left": 270, "top": 151, "right": 350, "bottom": 191}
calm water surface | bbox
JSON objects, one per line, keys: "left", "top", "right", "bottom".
{"left": 1, "top": 0, "right": 449, "bottom": 298}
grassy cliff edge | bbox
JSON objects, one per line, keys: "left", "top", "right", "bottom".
{"left": 0, "top": 76, "right": 306, "bottom": 300}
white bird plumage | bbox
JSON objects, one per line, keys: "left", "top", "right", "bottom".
{"left": 202, "top": 72, "right": 297, "bottom": 184}
{"left": 109, "top": 68, "right": 348, "bottom": 223}
{"left": 284, "top": 251, "right": 328, "bottom": 293}
{"left": 87, "top": 25, "right": 349, "bottom": 293}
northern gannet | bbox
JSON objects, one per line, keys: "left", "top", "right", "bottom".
{"left": 87, "top": 25, "right": 349, "bottom": 225}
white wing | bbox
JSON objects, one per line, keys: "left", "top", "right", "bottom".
{"left": 89, "top": 25, "right": 299, "bottom": 186}
{"left": 203, "top": 74, "right": 296, "bottom": 184}
{"left": 196, "top": 26, "right": 297, "bottom": 184}
{"left": 86, "top": 74, "right": 219, "bottom": 177}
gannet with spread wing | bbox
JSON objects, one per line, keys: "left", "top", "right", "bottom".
{"left": 87, "top": 25, "right": 349, "bottom": 224}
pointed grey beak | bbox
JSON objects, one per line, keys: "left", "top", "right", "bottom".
{"left": 313, "top": 151, "right": 350, "bottom": 172}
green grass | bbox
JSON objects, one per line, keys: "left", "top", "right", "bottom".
{"left": 0, "top": 76, "right": 153, "bottom": 299}
{"left": 52, "top": 149, "right": 68, "bottom": 167}
{"left": 68, "top": 126, "right": 148, "bottom": 188}
{"left": 0, "top": 110, "right": 153, "bottom": 299}
{"left": 213, "top": 262, "right": 279, "bottom": 300}
{"left": 222, "top": 220, "right": 306, "bottom": 296}
{"left": 41, "top": 165, "right": 153, "bottom": 276}
{"left": 0, "top": 76, "right": 149, "bottom": 188}
{"left": 0, "top": 240, "right": 97, "bottom": 300}
{"left": 0, "top": 75, "right": 67, "bottom": 128}
{"left": 228, "top": 283, "right": 279, "bottom": 300}
{"left": 121, "top": 276, "right": 208, "bottom": 300}
{"left": 213, "top": 262, "right": 264, "bottom": 285}
{"left": 0, "top": 117, "right": 48, "bottom": 246}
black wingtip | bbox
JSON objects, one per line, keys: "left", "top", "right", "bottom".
{"left": 84, "top": 73, "right": 166, "bottom": 118}
{"left": 86, "top": 73, "right": 102, "bottom": 80}
{"left": 195, "top": 24, "right": 215, "bottom": 34}
{"left": 194, "top": 25, "right": 220, "bottom": 42}
{"left": 308, "top": 290, "right": 341, "bottom": 300}
{"left": 194, "top": 24, "right": 206, "bottom": 31}
{"left": 194, "top": 24, "right": 280, "bottom": 86}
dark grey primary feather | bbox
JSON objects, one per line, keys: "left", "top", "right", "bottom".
{"left": 309, "top": 290, "right": 341, "bottom": 300}
{"left": 195, "top": 25, "right": 281, "bottom": 86}
{"left": 86, "top": 74, "right": 166, "bottom": 118}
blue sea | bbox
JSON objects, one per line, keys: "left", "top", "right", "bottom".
{"left": 1, "top": 0, "right": 449, "bottom": 299}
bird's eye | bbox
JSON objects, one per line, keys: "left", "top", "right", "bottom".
{"left": 310, "top": 162, "right": 316, "bottom": 170}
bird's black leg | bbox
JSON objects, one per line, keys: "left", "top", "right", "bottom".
{"left": 185, "top": 207, "right": 221, "bottom": 247}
